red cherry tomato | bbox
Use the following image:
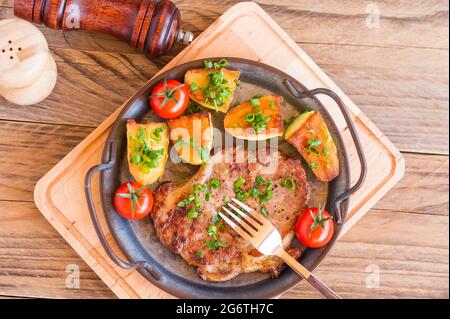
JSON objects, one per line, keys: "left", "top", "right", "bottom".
{"left": 113, "top": 182, "right": 154, "bottom": 220}
{"left": 295, "top": 207, "right": 334, "bottom": 248}
{"left": 150, "top": 79, "right": 189, "bottom": 119}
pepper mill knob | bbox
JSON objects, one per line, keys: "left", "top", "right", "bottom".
{"left": 14, "top": 0, "right": 194, "bottom": 57}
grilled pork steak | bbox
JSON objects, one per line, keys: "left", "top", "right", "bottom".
{"left": 151, "top": 148, "right": 311, "bottom": 281}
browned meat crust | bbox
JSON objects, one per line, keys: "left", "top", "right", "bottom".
{"left": 151, "top": 148, "right": 310, "bottom": 281}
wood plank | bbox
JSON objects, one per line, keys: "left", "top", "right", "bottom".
{"left": 302, "top": 44, "right": 449, "bottom": 155}
{"left": 284, "top": 208, "right": 449, "bottom": 299}
{"left": 373, "top": 153, "right": 449, "bottom": 215}
{"left": 0, "top": 48, "right": 159, "bottom": 128}
{"left": 0, "top": 119, "right": 445, "bottom": 210}
{"left": 0, "top": 0, "right": 447, "bottom": 299}
{"left": 0, "top": 201, "right": 115, "bottom": 299}
{"left": 2, "top": 0, "right": 448, "bottom": 49}
{"left": 0, "top": 120, "right": 445, "bottom": 298}
{"left": 0, "top": 44, "right": 447, "bottom": 153}
{"left": 0, "top": 3, "right": 448, "bottom": 153}
{"left": 0, "top": 201, "right": 446, "bottom": 299}
{"left": 0, "top": 120, "right": 93, "bottom": 202}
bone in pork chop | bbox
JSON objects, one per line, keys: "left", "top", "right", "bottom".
{"left": 151, "top": 148, "right": 311, "bottom": 281}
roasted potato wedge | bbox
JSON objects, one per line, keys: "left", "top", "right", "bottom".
{"left": 224, "top": 95, "right": 284, "bottom": 141}
{"left": 127, "top": 120, "right": 169, "bottom": 185}
{"left": 285, "top": 111, "right": 339, "bottom": 182}
{"left": 167, "top": 113, "right": 214, "bottom": 165}
{"left": 185, "top": 68, "right": 240, "bottom": 113}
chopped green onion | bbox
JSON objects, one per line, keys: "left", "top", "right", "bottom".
{"left": 209, "top": 178, "right": 221, "bottom": 189}
{"left": 131, "top": 154, "right": 142, "bottom": 164}
{"left": 236, "top": 190, "right": 248, "bottom": 202}
{"left": 211, "top": 215, "right": 221, "bottom": 224}
{"left": 187, "top": 208, "right": 199, "bottom": 219}
{"left": 255, "top": 176, "right": 265, "bottom": 186}
{"left": 245, "top": 113, "right": 256, "bottom": 123}
{"left": 250, "top": 98, "right": 260, "bottom": 106}
{"left": 310, "top": 162, "right": 319, "bottom": 169}
{"left": 196, "top": 251, "right": 205, "bottom": 258}
{"left": 207, "top": 225, "right": 217, "bottom": 237}
{"left": 218, "top": 59, "right": 229, "bottom": 67}
{"left": 193, "top": 184, "right": 206, "bottom": 194}
{"left": 205, "top": 238, "right": 228, "bottom": 250}
{"left": 190, "top": 82, "right": 199, "bottom": 90}
{"left": 249, "top": 187, "right": 260, "bottom": 198}
{"left": 281, "top": 177, "right": 297, "bottom": 191}
{"left": 307, "top": 138, "right": 322, "bottom": 155}
{"left": 261, "top": 207, "right": 268, "bottom": 217}
{"left": 234, "top": 177, "right": 246, "bottom": 189}
{"left": 204, "top": 60, "right": 213, "bottom": 68}
{"left": 259, "top": 189, "right": 273, "bottom": 204}
{"left": 194, "top": 196, "right": 201, "bottom": 209}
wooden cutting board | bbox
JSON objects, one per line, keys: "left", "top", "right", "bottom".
{"left": 34, "top": 2, "right": 405, "bottom": 299}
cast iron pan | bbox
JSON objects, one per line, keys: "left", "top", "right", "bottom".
{"left": 85, "top": 58, "right": 367, "bottom": 298}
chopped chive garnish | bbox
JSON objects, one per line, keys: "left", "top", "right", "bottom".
{"left": 281, "top": 177, "right": 297, "bottom": 191}
{"left": 196, "top": 251, "right": 205, "bottom": 258}
{"left": 234, "top": 177, "right": 246, "bottom": 190}
{"left": 131, "top": 154, "right": 142, "bottom": 164}
{"left": 190, "top": 82, "right": 199, "bottom": 90}
{"left": 209, "top": 178, "right": 221, "bottom": 189}
{"left": 187, "top": 208, "right": 199, "bottom": 219}
{"left": 261, "top": 207, "right": 268, "bottom": 217}
{"left": 207, "top": 225, "right": 217, "bottom": 237}
{"left": 250, "top": 98, "right": 260, "bottom": 106}
{"left": 306, "top": 138, "right": 322, "bottom": 155}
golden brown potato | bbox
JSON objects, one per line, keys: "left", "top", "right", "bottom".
{"left": 127, "top": 120, "right": 169, "bottom": 185}
{"left": 285, "top": 111, "right": 339, "bottom": 182}
{"left": 185, "top": 68, "right": 240, "bottom": 113}
{"left": 224, "top": 95, "right": 284, "bottom": 141}
{"left": 167, "top": 113, "right": 214, "bottom": 165}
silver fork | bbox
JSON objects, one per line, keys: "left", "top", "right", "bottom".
{"left": 220, "top": 198, "right": 342, "bottom": 299}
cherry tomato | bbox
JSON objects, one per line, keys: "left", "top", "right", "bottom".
{"left": 150, "top": 79, "right": 189, "bottom": 119}
{"left": 295, "top": 207, "right": 334, "bottom": 248}
{"left": 113, "top": 182, "right": 154, "bottom": 220}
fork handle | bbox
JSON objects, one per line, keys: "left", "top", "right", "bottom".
{"left": 278, "top": 250, "right": 342, "bottom": 299}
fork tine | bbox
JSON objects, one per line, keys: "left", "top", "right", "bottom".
{"left": 223, "top": 207, "right": 256, "bottom": 235}
{"left": 231, "top": 197, "right": 267, "bottom": 224}
{"left": 227, "top": 203, "right": 261, "bottom": 229}
{"left": 218, "top": 212, "right": 253, "bottom": 242}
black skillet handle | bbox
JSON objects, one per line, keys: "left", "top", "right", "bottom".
{"left": 84, "top": 141, "right": 161, "bottom": 280}
{"left": 283, "top": 80, "right": 368, "bottom": 224}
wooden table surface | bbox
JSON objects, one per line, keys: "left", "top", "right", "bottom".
{"left": 0, "top": 0, "right": 448, "bottom": 299}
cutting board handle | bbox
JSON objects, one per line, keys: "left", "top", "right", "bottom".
{"left": 14, "top": 0, "right": 193, "bottom": 57}
{"left": 283, "top": 80, "right": 368, "bottom": 224}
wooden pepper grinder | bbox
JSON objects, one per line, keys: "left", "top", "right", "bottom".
{"left": 14, "top": 0, "right": 194, "bottom": 57}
